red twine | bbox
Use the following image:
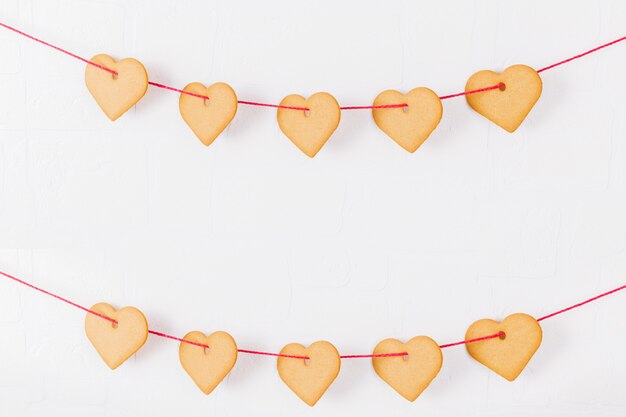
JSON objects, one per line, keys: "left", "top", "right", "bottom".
{"left": 1, "top": 270, "right": 623, "bottom": 360}
{"left": 0, "top": 270, "right": 117, "bottom": 324}
{"left": 0, "top": 22, "right": 116, "bottom": 75}
{"left": 1, "top": 21, "right": 625, "bottom": 111}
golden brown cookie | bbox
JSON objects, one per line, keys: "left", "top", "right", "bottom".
{"left": 465, "top": 64, "right": 542, "bottom": 132}
{"left": 179, "top": 82, "right": 238, "bottom": 146}
{"left": 179, "top": 330, "right": 238, "bottom": 395}
{"left": 465, "top": 313, "right": 542, "bottom": 381}
{"left": 84, "top": 54, "right": 148, "bottom": 121}
{"left": 84, "top": 302, "right": 148, "bottom": 369}
{"left": 277, "top": 92, "right": 341, "bottom": 158}
{"left": 372, "top": 88, "right": 442, "bottom": 153}
{"left": 372, "top": 336, "right": 442, "bottom": 401}
{"left": 277, "top": 340, "right": 341, "bottom": 406}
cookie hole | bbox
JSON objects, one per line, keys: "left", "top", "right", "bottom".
{"left": 111, "top": 72, "right": 118, "bottom": 81}
{"left": 402, "top": 354, "right": 409, "bottom": 361}
{"left": 498, "top": 331, "right": 506, "bottom": 340}
{"left": 304, "top": 358, "right": 311, "bottom": 366}
{"left": 111, "top": 321, "right": 118, "bottom": 329}
{"left": 402, "top": 104, "right": 409, "bottom": 113}
{"left": 203, "top": 98, "right": 209, "bottom": 106}
{"left": 204, "top": 347, "right": 210, "bottom": 355}
{"left": 304, "top": 109, "right": 311, "bottom": 118}
{"left": 498, "top": 82, "right": 506, "bottom": 91}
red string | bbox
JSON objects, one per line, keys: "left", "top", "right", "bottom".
{"left": 236, "top": 100, "right": 309, "bottom": 111}
{"left": 439, "top": 332, "right": 504, "bottom": 349}
{"left": 1, "top": 269, "right": 624, "bottom": 360}
{"left": 536, "top": 284, "right": 626, "bottom": 322}
{"left": 1, "top": 20, "right": 624, "bottom": 111}
{"left": 537, "top": 35, "right": 626, "bottom": 73}
{"left": 340, "top": 352, "right": 408, "bottom": 359}
{"left": 147, "top": 81, "right": 201, "bottom": 98}
{"left": 0, "top": 22, "right": 116, "bottom": 75}
{"left": 237, "top": 349, "right": 309, "bottom": 360}
{"left": 439, "top": 84, "right": 504, "bottom": 100}
{"left": 340, "top": 104, "right": 408, "bottom": 110}
{"left": 0, "top": 270, "right": 116, "bottom": 324}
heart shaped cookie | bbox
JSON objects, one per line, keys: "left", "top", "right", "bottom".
{"left": 372, "top": 87, "right": 443, "bottom": 153}
{"left": 465, "top": 64, "right": 542, "bottom": 132}
{"left": 84, "top": 302, "right": 148, "bottom": 369}
{"left": 179, "top": 330, "right": 238, "bottom": 395}
{"left": 465, "top": 313, "right": 542, "bottom": 381}
{"left": 372, "top": 336, "right": 442, "bottom": 401}
{"left": 179, "top": 82, "right": 238, "bottom": 146}
{"left": 277, "top": 92, "right": 341, "bottom": 158}
{"left": 85, "top": 54, "right": 149, "bottom": 121}
{"left": 277, "top": 341, "right": 341, "bottom": 406}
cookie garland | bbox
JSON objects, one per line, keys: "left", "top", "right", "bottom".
{"left": 1, "top": 20, "right": 626, "bottom": 406}
{"left": 1, "top": 22, "right": 625, "bottom": 157}
{"left": 1, "top": 270, "right": 623, "bottom": 407}
{"left": 85, "top": 59, "right": 540, "bottom": 157}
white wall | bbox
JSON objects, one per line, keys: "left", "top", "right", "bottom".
{"left": 1, "top": 1, "right": 625, "bottom": 416}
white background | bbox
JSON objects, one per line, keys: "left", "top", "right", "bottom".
{"left": 1, "top": 1, "right": 625, "bottom": 416}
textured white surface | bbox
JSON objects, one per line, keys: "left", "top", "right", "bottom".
{"left": 1, "top": 1, "right": 626, "bottom": 416}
